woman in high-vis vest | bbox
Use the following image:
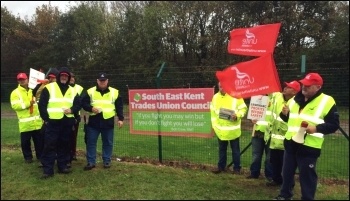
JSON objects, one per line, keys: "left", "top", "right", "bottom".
{"left": 38, "top": 67, "right": 81, "bottom": 179}
{"left": 210, "top": 82, "right": 247, "bottom": 174}
{"left": 81, "top": 72, "right": 124, "bottom": 171}
{"left": 274, "top": 73, "right": 339, "bottom": 200}
{"left": 10, "top": 73, "right": 43, "bottom": 163}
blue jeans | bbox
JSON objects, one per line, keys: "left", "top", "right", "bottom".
{"left": 217, "top": 137, "right": 241, "bottom": 171}
{"left": 249, "top": 134, "right": 273, "bottom": 178}
{"left": 85, "top": 126, "right": 114, "bottom": 165}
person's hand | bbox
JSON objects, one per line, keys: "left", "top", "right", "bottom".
{"left": 62, "top": 108, "right": 71, "bottom": 114}
{"left": 281, "top": 104, "right": 289, "bottom": 116}
{"left": 231, "top": 114, "right": 237, "bottom": 121}
{"left": 117, "top": 120, "right": 123, "bottom": 128}
{"left": 306, "top": 125, "right": 317, "bottom": 134}
{"left": 251, "top": 119, "right": 258, "bottom": 124}
{"left": 92, "top": 107, "right": 101, "bottom": 114}
{"left": 30, "top": 100, "right": 35, "bottom": 106}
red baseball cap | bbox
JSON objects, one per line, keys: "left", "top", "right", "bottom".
{"left": 284, "top": 80, "right": 300, "bottom": 92}
{"left": 299, "top": 73, "right": 323, "bottom": 86}
{"left": 16, "top": 73, "right": 28, "bottom": 80}
{"left": 48, "top": 73, "right": 56, "bottom": 78}
{"left": 60, "top": 72, "right": 69, "bottom": 76}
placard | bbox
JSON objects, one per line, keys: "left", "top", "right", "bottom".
{"left": 247, "top": 95, "right": 269, "bottom": 120}
{"left": 28, "top": 68, "right": 45, "bottom": 89}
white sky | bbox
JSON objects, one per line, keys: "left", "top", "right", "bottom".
{"left": 1, "top": 1, "right": 76, "bottom": 20}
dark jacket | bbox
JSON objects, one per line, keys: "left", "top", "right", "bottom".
{"left": 280, "top": 89, "right": 339, "bottom": 157}
{"left": 38, "top": 67, "right": 81, "bottom": 125}
{"left": 81, "top": 85, "right": 124, "bottom": 129}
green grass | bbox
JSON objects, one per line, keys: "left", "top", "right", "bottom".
{"left": 1, "top": 102, "right": 349, "bottom": 199}
{"left": 1, "top": 148, "right": 349, "bottom": 200}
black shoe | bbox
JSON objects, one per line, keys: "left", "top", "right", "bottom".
{"left": 67, "top": 163, "right": 72, "bottom": 168}
{"left": 103, "top": 163, "right": 111, "bottom": 169}
{"left": 40, "top": 174, "right": 53, "bottom": 179}
{"left": 25, "top": 159, "right": 33, "bottom": 163}
{"left": 211, "top": 169, "right": 224, "bottom": 174}
{"left": 266, "top": 180, "right": 282, "bottom": 187}
{"left": 233, "top": 170, "right": 241, "bottom": 175}
{"left": 58, "top": 168, "right": 72, "bottom": 174}
{"left": 273, "top": 195, "right": 292, "bottom": 200}
{"left": 84, "top": 164, "right": 96, "bottom": 171}
{"left": 246, "top": 175, "right": 259, "bottom": 179}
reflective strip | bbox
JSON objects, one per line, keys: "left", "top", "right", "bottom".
{"left": 289, "top": 113, "right": 299, "bottom": 118}
{"left": 15, "top": 89, "right": 26, "bottom": 109}
{"left": 49, "top": 98, "right": 74, "bottom": 103}
{"left": 298, "top": 113, "right": 325, "bottom": 124}
{"left": 47, "top": 108, "right": 66, "bottom": 112}
{"left": 271, "top": 134, "right": 285, "bottom": 140}
{"left": 215, "top": 124, "right": 241, "bottom": 131}
{"left": 19, "top": 115, "right": 41, "bottom": 122}
{"left": 287, "top": 126, "right": 299, "bottom": 132}
{"left": 315, "top": 96, "right": 329, "bottom": 117}
{"left": 256, "top": 120, "right": 268, "bottom": 126}
{"left": 265, "top": 111, "right": 272, "bottom": 115}
{"left": 308, "top": 133, "right": 324, "bottom": 138}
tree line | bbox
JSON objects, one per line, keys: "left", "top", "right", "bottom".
{"left": 1, "top": 1, "right": 349, "bottom": 104}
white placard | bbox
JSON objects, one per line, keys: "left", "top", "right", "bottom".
{"left": 28, "top": 68, "right": 45, "bottom": 89}
{"left": 247, "top": 95, "right": 269, "bottom": 121}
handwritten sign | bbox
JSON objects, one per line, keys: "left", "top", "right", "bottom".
{"left": 247, "top": 95, "right": 269, "bottom": 120}
{"left": 28, "top": 68, "right": 45, "bottom": 89}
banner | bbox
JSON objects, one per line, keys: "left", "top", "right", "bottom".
{"left": 227, "top": 23, "right": 281, "bottom": 56}
{"left": 28, "top": 68, "right": 45, "bottom": 89}
{"left": 216, "top": 54, "right": 281, "bottom": 99}
{"left": 128, "top": 88, "right": 214, "bottom": 138}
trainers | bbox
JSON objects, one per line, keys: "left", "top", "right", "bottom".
{"left": 246, "top": 175, "right": 259, "bottom": 179}
{"left": 84, "top": 163, "right": 96, "bottom": 171}
{"left": 273, "top": 195, "right": 292, "bottom": 200}
{"left": 58, "top": 168, "right": 72, "bottom": 174}
{"left": 211, "top": 169, "right": 224, "bottom": 174}
{"left": 25, "top": 159, "right": 33, "bottom": 163}
{"left": 266, "top": 180, "right": 282, "bottom": 187}
{"left": 103, "top": 163, "right": 111, "bottom": 169}
{"left": 40, "top": 174, "right": 53, "bottom": 179}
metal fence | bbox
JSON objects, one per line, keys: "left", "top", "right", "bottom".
{"left": 1, "top": 62, "right": 349, "bottom": 181}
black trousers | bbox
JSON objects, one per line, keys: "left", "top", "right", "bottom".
{"left": 20, "top": 129, "right": 43, "bottom": 160}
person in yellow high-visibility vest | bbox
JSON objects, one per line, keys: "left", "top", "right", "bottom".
{"left": 266, "top": 80, "right": 300, "bottom": 187}
{"left": 38, "top": 67, "right": 81, "bottom": 179}
{"left": 10, "top": 73, "right": 43, "bottom": 163}
{"left": 81, "top": 72, "right": 124, "bottom": 171}
{"left": 67, "top": 72, "right": 84, "bottom": 167}
{"left": 210, "top": 82, "right": 247, "bottom": 174}
{"left": 274, "top": 73, "right": 339, "bottom": 200}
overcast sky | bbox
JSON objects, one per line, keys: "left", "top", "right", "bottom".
{"left": 1, "top": 1, "right": 75, "bottom": 20}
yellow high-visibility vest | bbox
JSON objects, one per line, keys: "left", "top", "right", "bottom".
{"left": 87, "top": 86, "right": 118, "bottom": 119}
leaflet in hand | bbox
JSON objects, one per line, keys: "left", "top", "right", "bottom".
{"left": 219, "top": 108, "right": 235, "bottom": 120}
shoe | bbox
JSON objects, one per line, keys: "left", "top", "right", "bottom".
{"left": 25, "top": 159, "right": 33, "bottom": 163}
{"left": 103, "top": 163, "right": 111, "bottom": 169}
{"left": 233, "top": 170, "right": 241, "bottom": 175}
{"left": 58, "top": 168, "right": 71, "bottom": 174}
{"left": 40, "top": 174, "right": 53, "bottom": 179}
{"left": 72, "top": 156, "right": 77, "bottom": 161}
{"left": 84, "top": 163, "right": 96, "bottom": 171}
{"left": 246, "top": 175, "right": 259, "bottom": 179}
{"left": 266, "top": 180, "right": 282, "bottom": 187}
{"left": 67, "top": 163, "right": 72, "bottom": 168}
{"left": 273, "top": 195, "right": 292, "bottom": 200}
{"left": 211, "top": 169, "right": 224, "bottom": 174}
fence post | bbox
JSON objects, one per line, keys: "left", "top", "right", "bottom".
{"left": 156, "top": 62, "right": 166, "bottom": 163}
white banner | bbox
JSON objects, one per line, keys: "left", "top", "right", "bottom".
{"left": 28, "top": 68, "right": 45, "bottom": 89}
{"left": 247, "top": 95, "right": 269, "bottom": 121}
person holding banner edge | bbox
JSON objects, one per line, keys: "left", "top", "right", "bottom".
{"left": 274, "top": 73, "right": 339, "bottom": 200}
{"left": 210, "top": 82, "right": 248, "bottom": 174}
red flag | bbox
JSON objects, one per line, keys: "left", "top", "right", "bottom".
{"left": 227, "top": 23, "right": 281, "bottom": 56}
{"left": 216, "top": 54, "right": 281, "bottom": 99}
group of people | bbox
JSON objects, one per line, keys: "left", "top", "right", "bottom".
{"left": 10, "top": 67, "right": 124, "bottom": 179}
{"left": 210, "top": 73, "right": 339, "bottom": 200}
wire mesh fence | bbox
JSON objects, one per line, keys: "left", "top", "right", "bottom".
{"left": 1, "top": 62, "right": 349, "bottom": 181}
